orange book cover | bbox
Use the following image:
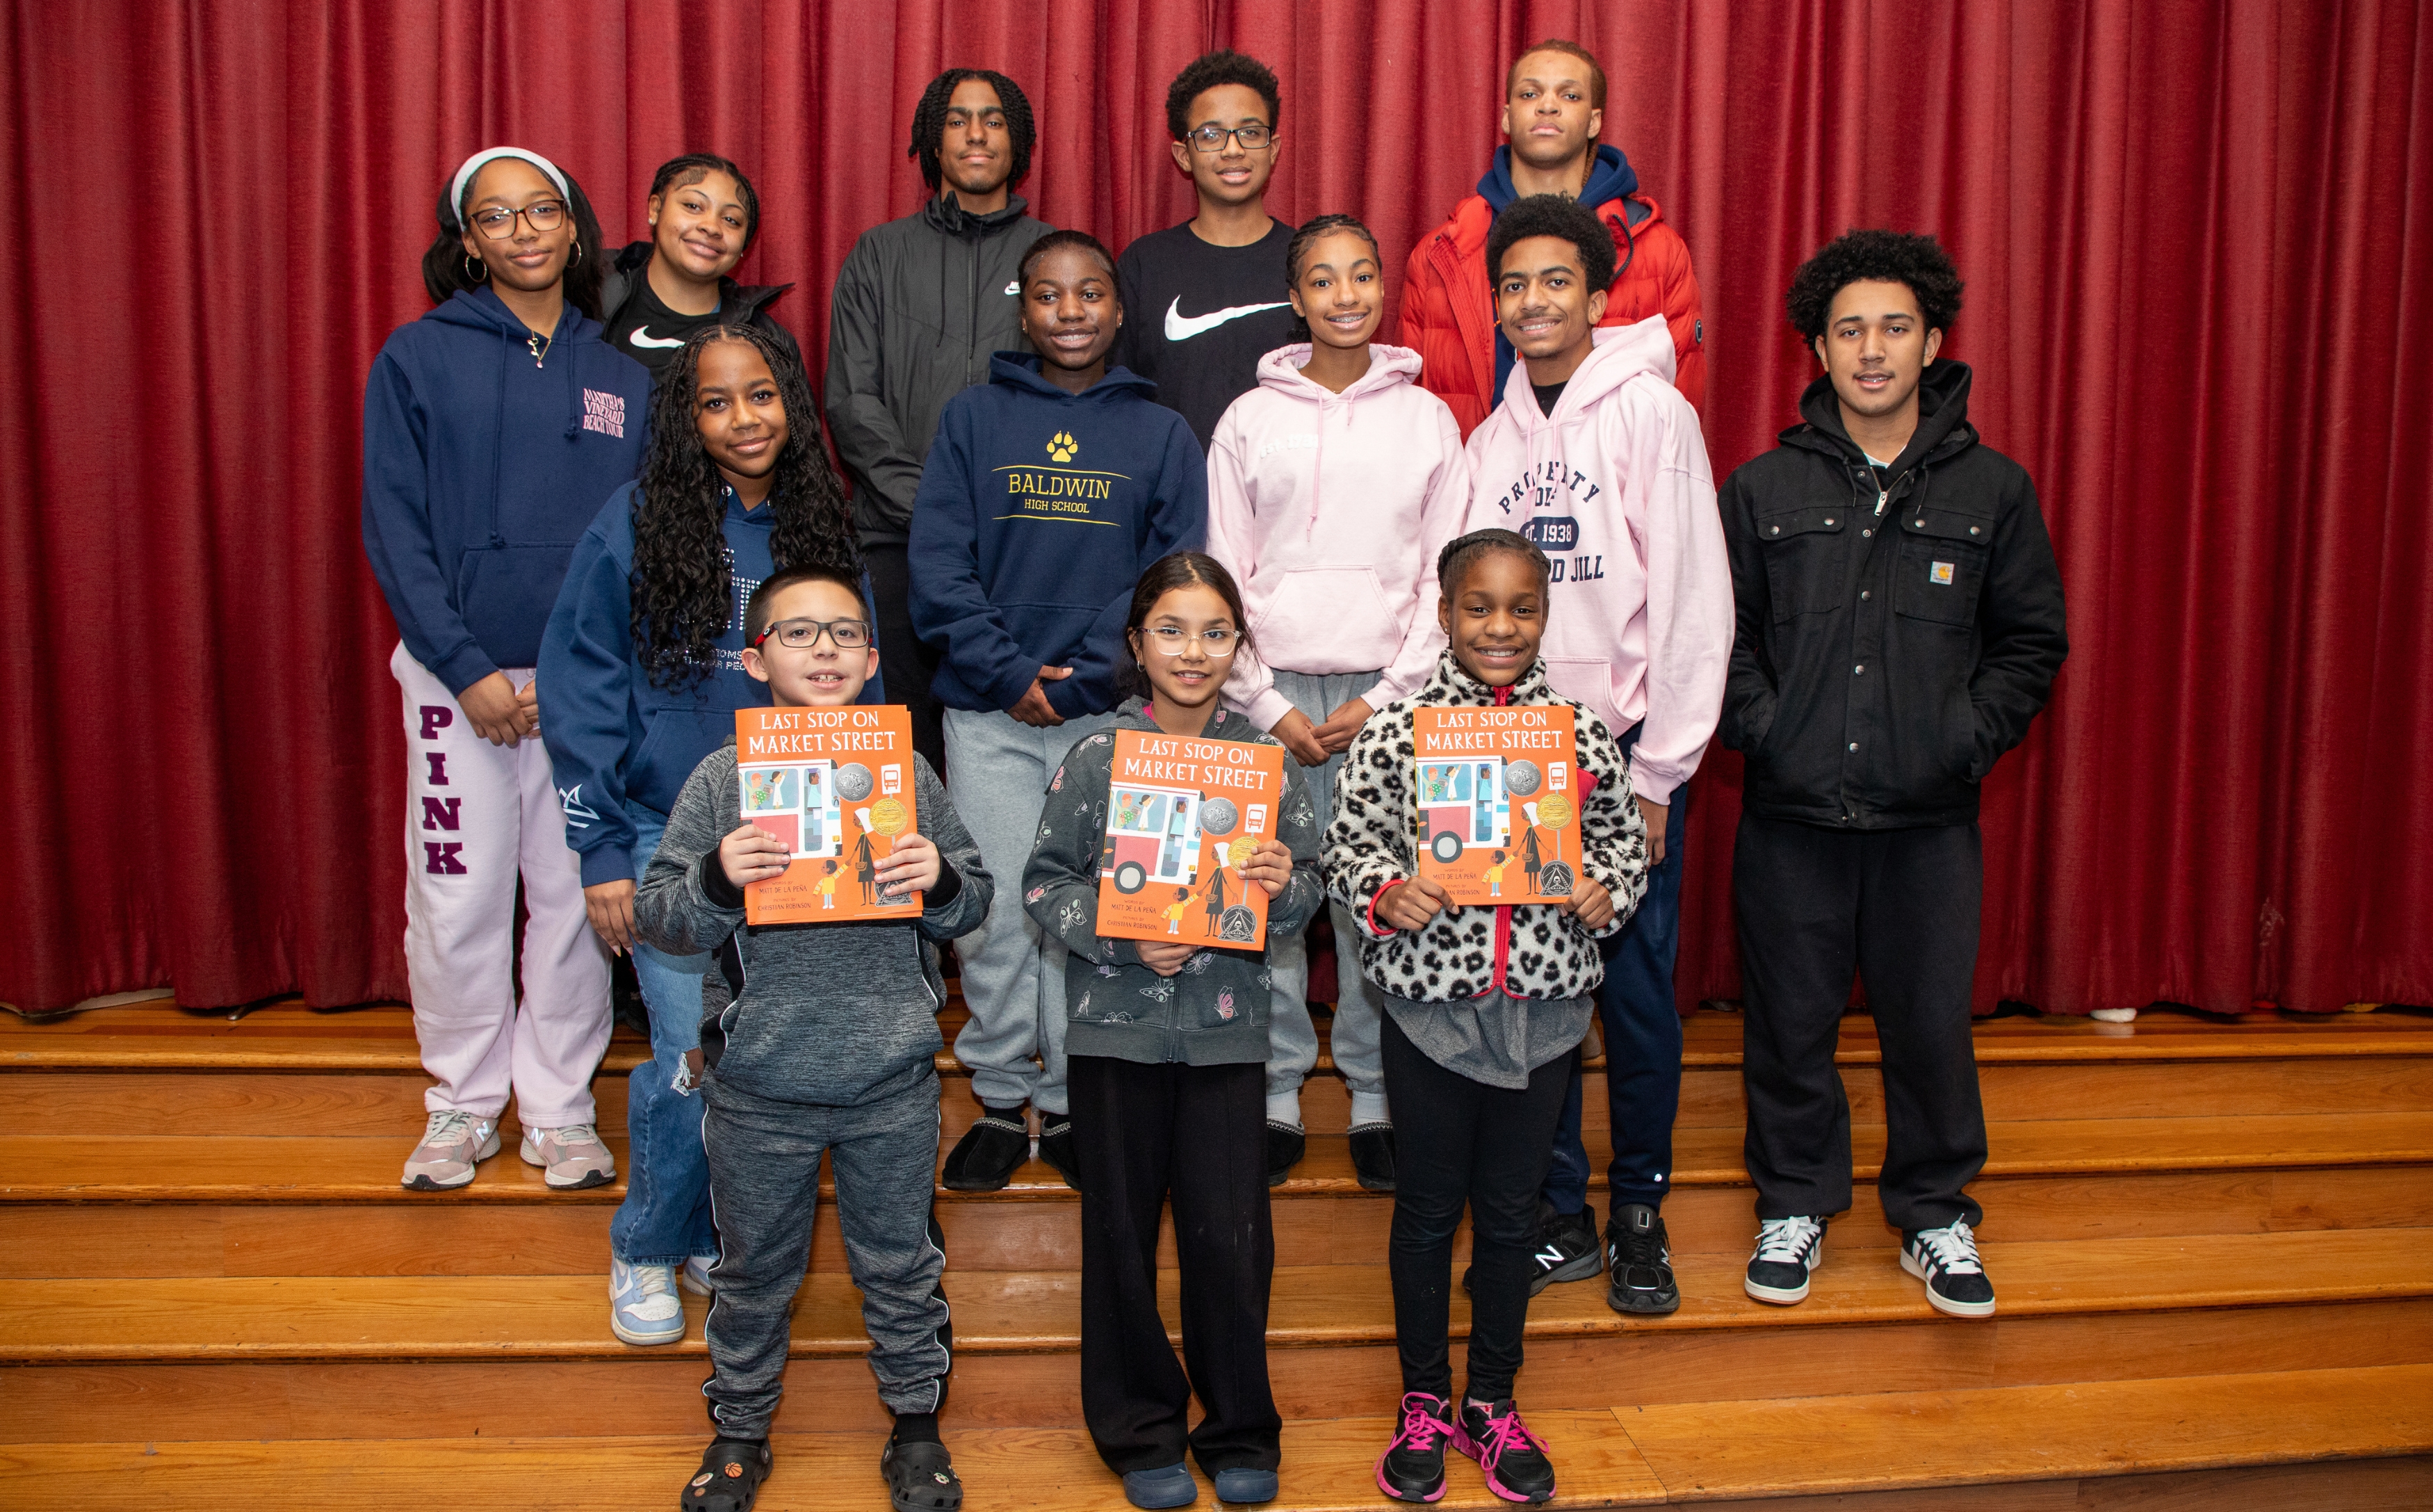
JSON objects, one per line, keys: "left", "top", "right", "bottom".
{"left": 1093, "top": 729, "right": 1286, "bottom": 946}
{"left": 734, "top": 705, "right": 921, "bottom": 925}
{"left": 1410, "top": 704, "right": 1581, "bottom": 905}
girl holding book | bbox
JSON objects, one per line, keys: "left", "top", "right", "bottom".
{"left": 1203, "top": 213, "right": 1471, "bottom": 1191}
{"left": 1324, "top": 529, "right": 1650, "bottom": 1504}
{"left": 1023, "top": 551, "right": 1324, "bottom": 1510}
{"left": 539, "top": 325, "right": 874, "bottom": 1345}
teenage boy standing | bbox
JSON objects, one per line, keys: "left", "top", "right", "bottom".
{"left": 828, "top": 69, "right": 1053, "bottom": 774}
{"left": 1458, "top": 195, "right": 1732, "bottom": 1315}
{"left": 1109, "top": 49, "right": 1298, "bottom": 450}
{"left": 1722, "top": 231, "right": 2066, "bottom": 1319}
{"left": 1403, "top": 39, "right": 1704, "bottom": 439}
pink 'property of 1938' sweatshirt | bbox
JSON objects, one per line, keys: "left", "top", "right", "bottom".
{"left": 1207, "top": 343, "right": 1472, "bottom": 732}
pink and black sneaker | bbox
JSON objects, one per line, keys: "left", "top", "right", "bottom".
{"left": 1454, "top": 1397, "right": 1556, "bottom": 1503}
{"left": 1374, "top": 1390, "right": 1455, "bottom": 1502}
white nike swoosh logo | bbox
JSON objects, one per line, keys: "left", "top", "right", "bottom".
{"left": 629, "top": 327, "right": 685, "bottom": 349}
{"left": 1164, "top": 297, "right": 1287, "bottom": 341}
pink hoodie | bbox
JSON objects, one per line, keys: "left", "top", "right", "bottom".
{"left": 1460, "top": 316, "right": 1731, "bottom": 804}
{"left": 1207, "top": 343, "right": 1470, "bottom": 732}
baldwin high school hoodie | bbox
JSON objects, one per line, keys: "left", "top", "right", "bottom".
{"left": 1206, "top": 343, "right": 1471, "bottom": 733}
{"left": 1458, "top": 316, "right": 1732, "bottom": 805}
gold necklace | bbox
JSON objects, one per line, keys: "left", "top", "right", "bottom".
{"left": 526, "top": 330, "right": 553, "bottom": 368}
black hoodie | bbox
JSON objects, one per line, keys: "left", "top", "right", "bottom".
{"left": 1717, "top": 361, "right": 2067, "bottom": 829}
{"left": 597, "top": 240, "right": 801, "bottom": 377}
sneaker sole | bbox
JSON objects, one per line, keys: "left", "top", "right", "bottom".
{"left": 1607, "top": 1283, "right": 1682, "bottom": 1316}
{"left": 542, "top": 1166, "right": 615, "bottom": 1190}
{"left": 1743, "top": 1246, "right": 1821, "bottom": 1306}
{"left": 608, "top": 1312, "right": 686, "bottom": 1347}
{"left": 1901, "top": 1249, "right": 1998, "bottom": 1317}
{"left": 1373, "top": 1454, "right": 1447, "bottom": 1504}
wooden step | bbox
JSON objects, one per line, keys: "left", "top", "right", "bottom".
{"left": 10, "top": 1229, "right": 2424, "bottom": 1365}
{"left": 3, "top": 1367, "right": 2425, "bottom": 1510}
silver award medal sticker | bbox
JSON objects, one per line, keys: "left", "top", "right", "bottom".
{"left": 1504, "top": 760, "right": 1542, "bottom": 797}
{"left": 1200, "top": 797, "right": 1239, "bottom": 836}
{"left": 835, "top": 763, "right": 876, "bottom": 802}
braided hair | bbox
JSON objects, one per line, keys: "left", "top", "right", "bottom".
{"left": 1283, "top": 213, "right": 1381, "bottom": 342}
{"left": 630, "top": 326, "right": 860, "bottom": 690}
{"left": 907, "top": 69, "right": 1036, "bottom": 193}
{"left": 1437, "top": 528, "right": 1550, "bottom": 597}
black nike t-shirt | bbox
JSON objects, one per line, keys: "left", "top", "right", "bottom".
{"left": 1109, "top": 219, "right": 1299, "bottom": 448}
{"left": 603, "top": 273, "right": 729, "bottom": 375}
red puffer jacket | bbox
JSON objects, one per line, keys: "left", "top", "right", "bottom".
{"left": 1400, "top": 190, "right": 1704, "bottom": 439}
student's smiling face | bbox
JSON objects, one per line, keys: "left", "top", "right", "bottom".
{"left": 1437, "top": 548, "right": 1546, "bottom": 688}
{"left": 1129, "top": 583, "right": 1238, "bottom": 713}
{"left": 1495, "top": 234, "right": 1608, "bottom": 366}
{"left": 1021, "top": 244, "right": 1122, "bottom": 376}
{"left": 1502, "top": 49, "right": 1604, "bottom": 172}
{"left": 1289, "top": 229, "right": 1383, "bottom": 350}
{"left": 742, "top": 577, "right": 877, "bottom": 706}
{"left": 1816, "top": 278, "right": 1944, "bottom": 423}
{"left": 1170, "top": 83, "right": 1279, "bottom": 208}
{"left": 459, "top": 158, "right": 573, "bottom": 295}
{"left": 692, "top": 338, "right": 788, "bottom": 489}
{"left": 650, "top": 169, "right": 749, "bottom": 282}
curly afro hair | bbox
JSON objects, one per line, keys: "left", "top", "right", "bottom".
{"left": 1486, "top": 193, "right": 1616, "bottom": 295}
{"left": 1165, "top": 49, "right": 1280, "bottom": 141}
{"left": 907, "top": 68, "right": 1036, "bottom": 193}
{"left": 1787, "top": 229, "right": 1964, "bottom": 341}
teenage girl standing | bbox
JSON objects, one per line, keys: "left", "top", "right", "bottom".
{"left": 1203, "top": 213, "right": 1470, "bottom": 1190}
{"left": 363, "top": 147, "right": 649, "bottom": 1194}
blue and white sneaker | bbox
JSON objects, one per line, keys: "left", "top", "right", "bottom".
{"left": 681, "top": 1253, "right": 717, "bottom": 1296}
{"left": 1902, "top": 1219, "right": 1996, "bottom": 1317}
{"left": 1743, "top": 1215, "right": 1826, "bottom": 1305}
{"left": 610, "top": 1258, "right": 686, "bottom": 1345}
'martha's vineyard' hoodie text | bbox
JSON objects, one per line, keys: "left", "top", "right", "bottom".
{"left": 1458, "top": 316, "right": 1732, "bottom": 805}
{"left": 908, "top": 353, "right": 1206, "bottom": 719}
{"left": 362, "top": 286, "right": 652, "bottom": 694}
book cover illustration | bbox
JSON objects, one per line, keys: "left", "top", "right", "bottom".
{"left": 734, "top": 705, "right": 921, "bottom": 925}
{"left": 1093, "top": 729, "right": 1286, "bottom": 946}
{"left": 1410, "top": 704, "right": 1580, "bottom": 905}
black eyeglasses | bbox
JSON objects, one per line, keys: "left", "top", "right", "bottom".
{"left": 1185, "top": 123, "right": 1273, "bottom": 153}
{"left": 469, "top": 200, "right": 567, "bottom": 239}
{"left": 754, "top": 617, "right": 873, "bottom": 651}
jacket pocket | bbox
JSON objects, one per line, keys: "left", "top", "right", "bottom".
{"left": 1252, "top": 567, "right": 1397, "bottom": 660}
{"left": 626, "top": 706, "right": 726, "bottom": 820}
{"left": 1754, "top": 505, "right": 1848, "bottom": 622}
{"left": 453, "top": 543, "right": 576, "bottom": 669}
{"left": 1893, "top": 509, "right": 1992, "bottom": 627}
{"left": 1541, "top": 658, "right": 1619, "bottom": 735}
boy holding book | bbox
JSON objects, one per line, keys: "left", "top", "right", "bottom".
{"left": 635, "top": 564, "right": 991, "bottom": 1512}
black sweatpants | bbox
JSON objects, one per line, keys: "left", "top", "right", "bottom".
{"left": 1068, "top": 1054, "right": 1280, "bottom": 1477}
{"left": 863, "top": 542, "right": 947, "bottom": 777}
{"left": 1734, "top": 812, "right": 1987, "bottom": 1231}
{"left": 1380, "top": 1013, "right": 1574, "bottom": 1404}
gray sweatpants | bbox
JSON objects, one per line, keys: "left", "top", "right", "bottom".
{"left": 943, "top": 706, "right": 1116, "bottom": 1117}
{"left": 701, "top": 1071, "right": 950, "bottom": 1436}
{"left": 1262, "top": 668, "right": 1390, "bottom": 1126}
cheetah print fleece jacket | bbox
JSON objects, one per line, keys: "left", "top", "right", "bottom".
{"left": 1324, "top": 653, "right": 1650, "bottom": 1003}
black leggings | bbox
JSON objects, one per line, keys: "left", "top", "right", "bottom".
{"left": 1380, "top": 1012, "right": 1574, "bottom": 1402}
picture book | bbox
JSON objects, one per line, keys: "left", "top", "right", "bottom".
{"left": 1094, "top": 729, "right": 1287, "bottom": 946}
{"left": 1410, "top": 704, "right": 1581, "bottom": 905}
{"left": 734, "top": 705, "right": 920, "bottom": 925}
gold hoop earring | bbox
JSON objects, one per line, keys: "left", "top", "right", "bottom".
{"left": 464, "top": 253, "right": 488, "bottom": 282}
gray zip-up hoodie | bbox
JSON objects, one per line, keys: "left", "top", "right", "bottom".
{"left": 1023, "top": 698, "right": 1325, "bottom": 1066}
{"left": 636, "top": 742, "right": 990, "bottom": 1107}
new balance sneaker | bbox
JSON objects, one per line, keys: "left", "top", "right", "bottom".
{"left": 1036, "top": 1118, "right": 1081, "bottom": 1191}
{"left": 681, "top": 1253, "right": 717, "bottom": 1296}
{"left": 1348, "top": 1121, "right": 1397, "bottom": 1192}
{"left": 519, "top": 1122, "right": 615, "bottom": 1189}
{"left": 1264, "top": 1120, "right": 1305, "bottom": 1188}
{"left": 941, "top": 1109, "right": 1030, "bottom": 1192}
{"left": 400, "top": 1109, "right": 500, "bottom": 1191}
{"left": 1902, "top": 1219, "right": 1996, "bottom": 1317}
{"left": 1604, "top": 1203, "right": 1681, "bottom": 1315}
{"left": 1374, "top": 1390, "right": 1454, "bottom": 1502}
{"left": 1454, "top": 1398, "right": 1556, "bottom": 1504}
{"left": 610, "top": 1258, "right": 686, "bottom": 1346}
{"left": 1743, "top": 1215, "right": 1826, "bottom": 1305}
{"left": 1528, "top": 1201, "right": 1603, "bottom": 1293}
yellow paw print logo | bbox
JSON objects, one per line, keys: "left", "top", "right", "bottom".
{"left": 1045, "top": 430, "right": 1078, "bottom": 462}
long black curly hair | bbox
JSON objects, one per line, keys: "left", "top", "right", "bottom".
{"left": 630, "top": 325, "right": 860, "bottom": 690}
{"left": 1787, "top": 229, "right": 1964, "bottom": 341}
{"left": 907, "top": 68, "right": 1036, "bottom": 193}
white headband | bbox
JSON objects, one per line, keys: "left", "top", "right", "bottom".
{"left": 449, "top": 147, "right": 571, "bottom": 222}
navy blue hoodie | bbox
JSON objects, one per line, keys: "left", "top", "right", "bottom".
{"left": 362, "top": 286, "right": 652, "bottom": 694}
{"left": 908, "top": 354, "right": 1206, "bottom": 718}
{"left": 539, "top": 480, "right": 886, "bottom": 888}
{"left": 1479, "top": 143, "right": 1649, "bottom": 408}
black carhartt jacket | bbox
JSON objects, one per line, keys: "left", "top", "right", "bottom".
{"left": 1718, "top": 362, "right": 2067, "bottom": 829}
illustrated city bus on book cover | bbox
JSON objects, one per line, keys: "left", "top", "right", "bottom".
{"left": 1093, "top": 728, "right": 1286, "bottom": 945}
{"left": 733, "top": 704, "right": 921, "bottom": 925}
{"left": 1410, "top": 704, "right": 1580, "bottom": 906}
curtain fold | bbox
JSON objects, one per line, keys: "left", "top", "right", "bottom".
{"left": 1, "top": 0, "right": 2425, "bottom": 1015}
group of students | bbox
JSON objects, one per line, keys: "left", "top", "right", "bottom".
{"left": 360, "top": 39, "right": 2068, "bottom": 1512}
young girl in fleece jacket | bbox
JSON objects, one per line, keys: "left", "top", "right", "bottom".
{"left": 1203, "top": 214, "right": 1471, "bottom": 1193}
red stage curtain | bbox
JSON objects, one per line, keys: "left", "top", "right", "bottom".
{"left": 1, "top": 1, "right": 2426, "bottom": 1016}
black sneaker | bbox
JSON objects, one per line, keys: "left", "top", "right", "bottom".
{"left": 1373, "top": 1390, "right": 1453, "bottom": 1502}
{"left": 939, "top": 1111, "right": 1029, "bottom": 1192}
{"left": 1743, "top": 1215, "right": 1825, "bottom": 1305}
{"left": 1604, "top": 1203, "right": 1681, "bottom": 1315}
{"left": 1902, "top": 1219, "right": 1996, "bottom": 1318}
{"left": 1347, "top": 1122, "right": 1397, "bottom": 1192}
{"left": 1036, "top": 1119, "right": 1081, "bottom": 1191}
{"left": 1454, "top": 1397, "right": 1556, "bottom": 1503}
{"left": 1528, "top": 1201, "right": 1603, "bottom": 1293}
{"left": 1264, "top": 1121, "right": 1305, "bottom": 1187}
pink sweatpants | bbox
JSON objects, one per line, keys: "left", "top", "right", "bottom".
{"left": 393, "top": 644, "right": 611, "bottom": 1128}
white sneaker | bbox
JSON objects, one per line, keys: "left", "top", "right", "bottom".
{"left": 1743, "top": 1215, "right": 1827, "bottom": 1304}
{"left": 401, "top": 1109, "right": 500, "bottom": 1191}
{"left": 2090, "top": 1007, "right": 2138, "bottom": 1023}
{"left": 519, "top": 1123, "right": 616, "bottom": 1189}
{"left": 610, "top": 1258, "right": 685, "bottom": 1345}
{"left": 681, "top": 1253, "right": 717, "bottom": 1296}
